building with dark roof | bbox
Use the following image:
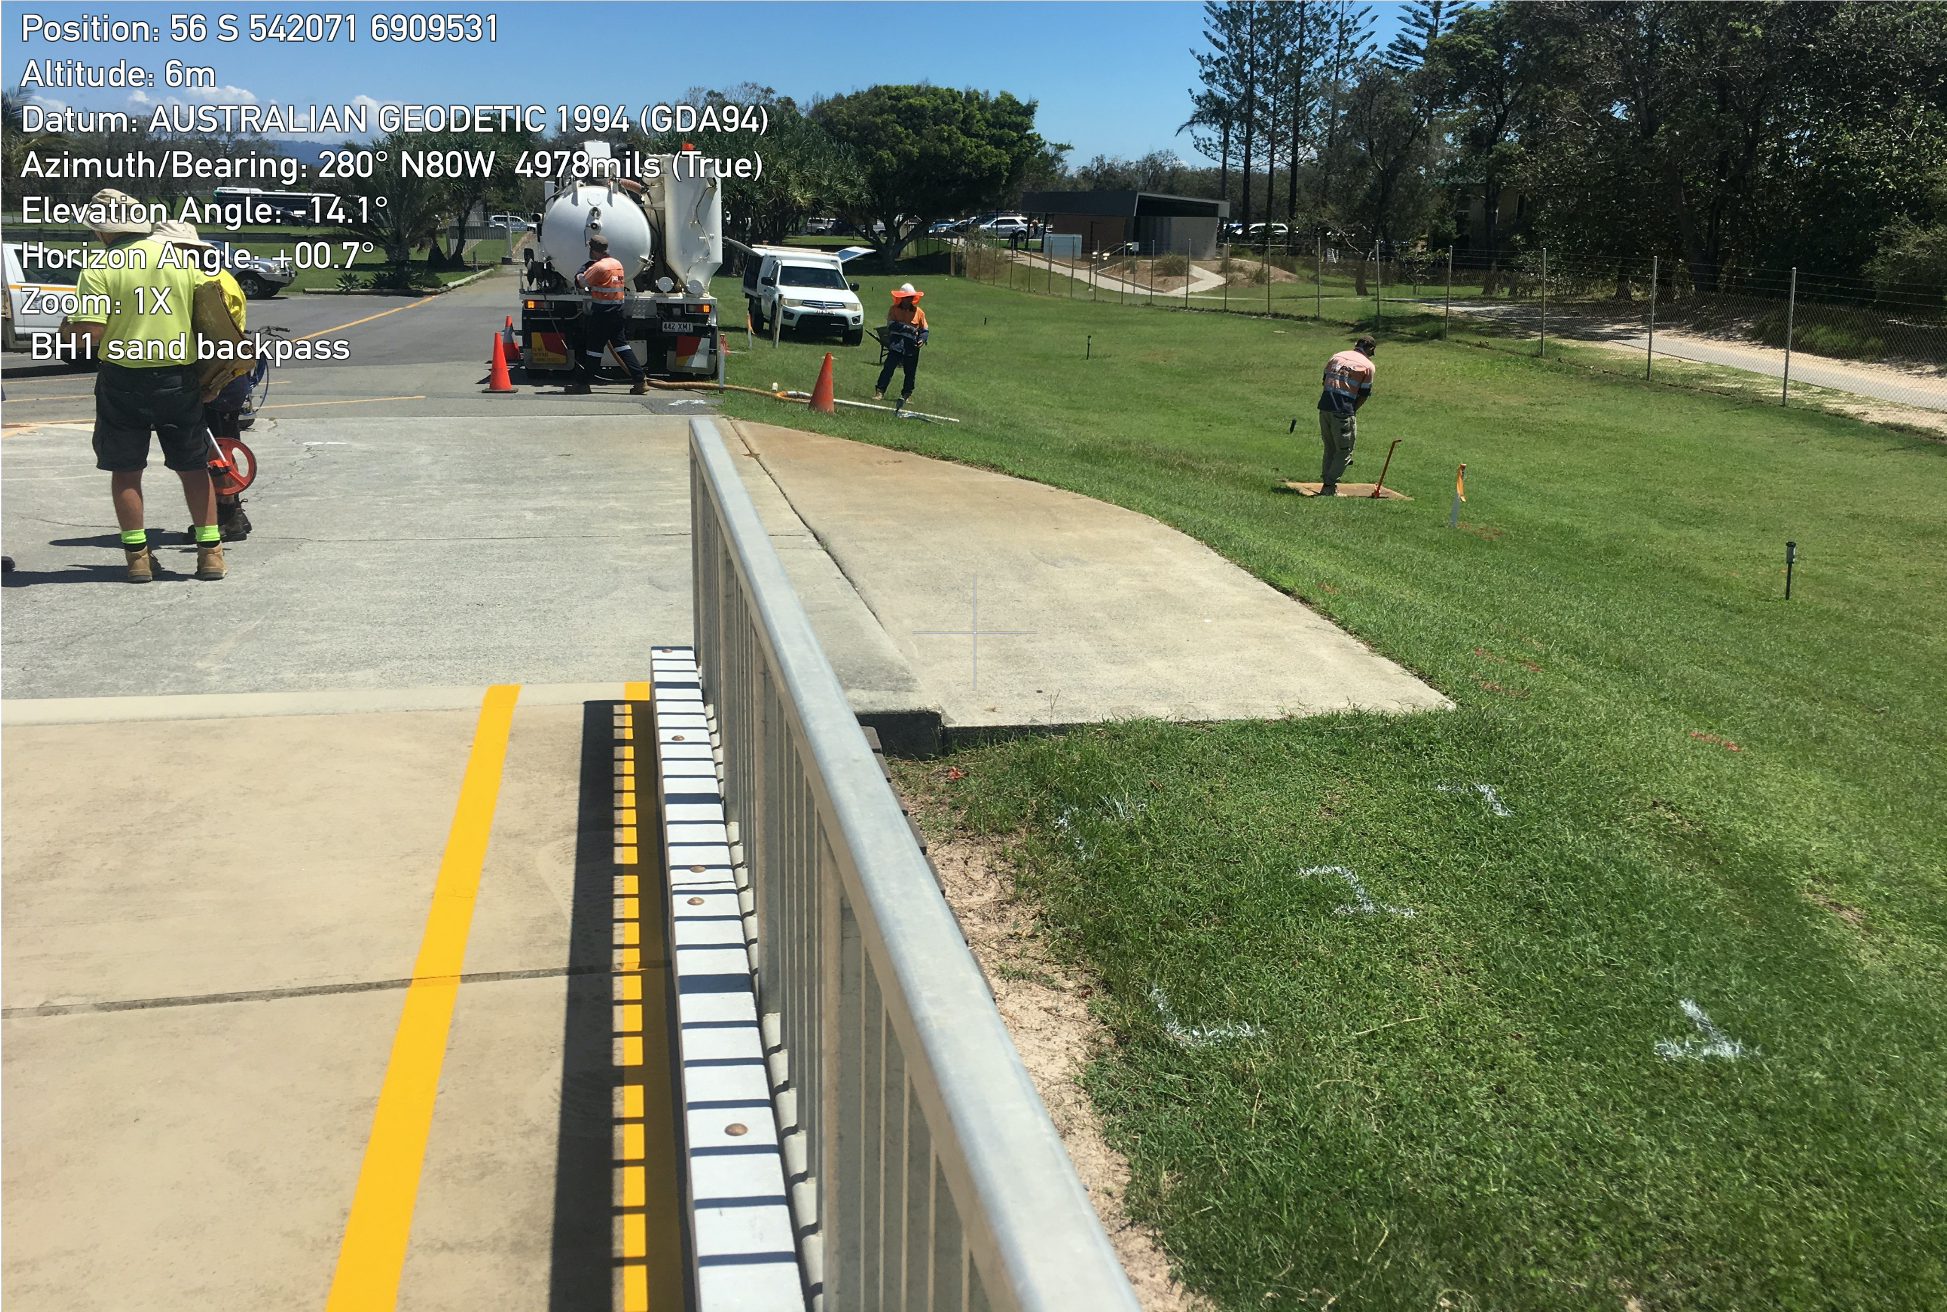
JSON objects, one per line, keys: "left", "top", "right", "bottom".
{"left": 1019, "top": 191, "right": 1230, "bottom": 259}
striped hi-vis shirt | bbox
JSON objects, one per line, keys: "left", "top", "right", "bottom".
{"left": 1318, "top": 348, "right": 1375, "bottom": 414}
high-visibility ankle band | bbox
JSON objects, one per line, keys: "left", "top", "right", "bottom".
{"left": 193, "top": 524, "right": 221, "bottom": 544}
{"left": 121, "top": 529, "right": 147, "bottom": 547}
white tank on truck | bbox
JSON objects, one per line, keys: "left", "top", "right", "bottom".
{"left": 518, "top": 146, "right": 723, "bottom": 382}
{"left": 538, "top": 179, "right": 656, "bottom": 284}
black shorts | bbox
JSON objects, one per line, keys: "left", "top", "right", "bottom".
{"left": 92, "top": 362, "right": 207, "bottom": 473}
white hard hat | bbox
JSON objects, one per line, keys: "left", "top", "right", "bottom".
{"left": 898, "top": 283, "right": 916, "bottom": 294}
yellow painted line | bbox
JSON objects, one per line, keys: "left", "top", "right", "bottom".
{"left": 297, "top": 297, "right": 433, "bottom": 340}
{"left": 324, "top": 683, "right": 521, "bottom": 1312}
{"left": 7, "top": 392, "right": 97, "bottom": 401}
{"left": 623, "top": 680, "right": 650, "bottom": 701}
{"left": 262, "top": 395, "right": 426, "bottom": 410}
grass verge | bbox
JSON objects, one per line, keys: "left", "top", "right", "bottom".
{"left": 718, "top": 273, "right": 1946, "bottom": 1310}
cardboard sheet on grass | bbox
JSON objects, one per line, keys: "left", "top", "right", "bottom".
{"left": 1283, "top": 481, "right": 1412, "bottom": 499}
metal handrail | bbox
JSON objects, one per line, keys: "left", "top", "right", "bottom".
{"left": 689, "top": 418, "right": 1140, "bottom": 1312}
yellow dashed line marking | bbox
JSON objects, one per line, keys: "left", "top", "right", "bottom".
{"left": 610, "top": 694, "right": 682, "bottom": 1311}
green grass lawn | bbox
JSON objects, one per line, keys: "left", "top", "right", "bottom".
{"left": 715, "top": 273, "right": 1947, "bottom": 1309}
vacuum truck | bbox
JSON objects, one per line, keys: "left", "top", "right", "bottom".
{"left": 517, "top": 146, "right": 723, "bottom": 382}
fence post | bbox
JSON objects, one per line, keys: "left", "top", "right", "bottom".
{"left": 1266, "top": 247, "right": 1272, "bottom": 317}
{"left": 1372, "top": 244, "right": 1380, "bottom": 330}
{"left": 1539, "top": 246, "right": 1547, "bottom": 358}
{"left": 1782, "top": 266, "right": 1796, "bottom": 406}
{"left": 1647, "top": 255, "right": 1657, "bottom": 380}
{"left": 1316, "top": 237, "right": 1323, "bottom": 320}
{"left": 1444, "top": 247, "right": 1452, "bottom": 339}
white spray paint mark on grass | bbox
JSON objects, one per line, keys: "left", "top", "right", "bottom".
{"left": 1149, "top": 986, "right": 1262, "bottom": 1048}
{"left": 1436, "top": 782, "right": 1513, "bottom": 816}
{"left": 1051, "top": 808, "right": 1095, "bottom": 861}
{"left": 1655, "top": 999, "right": 1756, "bottom": 1060}
{"left": 665, "top": 399, "right": 710, "bottom": 407}
{"left": 1302, "top": 866, "right": 1416, "bottom": 918}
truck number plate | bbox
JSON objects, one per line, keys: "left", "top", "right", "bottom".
{"left": 660, "top": 321, "right": 708, "bottom": 334}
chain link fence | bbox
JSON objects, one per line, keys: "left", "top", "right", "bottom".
{"left": 950, "top": 235, "right": 1947, "bottom": 420}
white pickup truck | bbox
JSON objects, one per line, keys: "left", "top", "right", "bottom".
{"left": 740, "top": 246, "right": 866, "bottom": 345}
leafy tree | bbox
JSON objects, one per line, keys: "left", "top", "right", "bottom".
{"left": 1313, "top": 2, "right": 1378, "bottom": 231}
{"left": 1194, "top": 2, "right": 1264, "bottom": 233}
{"left": 319, "top": 129, "right": 454, "bottom": 276}
{"left": 1434, "top": 3, "right": 1551, "bottom": 289}
{"left": 1071, "top": 150, "right": 1194, "bottom": 194}
{"left": 415, "top": 124, "right": 541, "bottom": 266}
{"left": 1337, "top": 63, "right": 1438, "bottom": 264}
{"left": 812, "top": 85, "right": 1049, "bottom": 269}
{"left": 1179, "top": 86, "right": 1237, "bottom": 199}
{"left": 1867, "top": 166, "right": 1947, "bottom": 307}
{"left": 1385, "top": 0, "right": 1468, "bottom": 69}
{"left": 632, "top": 86, "right": 864, "bottom": 248}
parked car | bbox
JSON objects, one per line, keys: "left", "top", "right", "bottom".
{"left": 804, "top": 217, "right": 839, "bottom": 235}
{"left": 979, "top": 214, "right": 1031, "bottom": 237}
{"left": 488, "top": 213, "right": 532, "bottom": 233}
{"left": 3, "top": 241, "right": 80, "bottom": 354}
{"left": 209, "top": 241, "right": 295, "bottom": 299}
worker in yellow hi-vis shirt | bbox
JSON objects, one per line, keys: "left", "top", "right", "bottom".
{"left": 59, "top": 187, "right": 225, "bottom": 582}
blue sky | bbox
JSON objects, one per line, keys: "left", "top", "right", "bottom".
{"left": 6, "top": 1, "right": 1411, "bottom": 164}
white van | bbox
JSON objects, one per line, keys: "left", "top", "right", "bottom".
{"left": 741, "top": 246, "right": 866, "bottom": 345}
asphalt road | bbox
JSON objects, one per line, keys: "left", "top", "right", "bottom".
{"left": 1, "top": 270, "right": 727, "bottom": 421}
{"left": 1, "top": 273, "right": 731, "bottom": 699}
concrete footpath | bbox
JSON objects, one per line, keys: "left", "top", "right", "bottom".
{"left": 727, "top": 419, "right": 1449, "bottom": 741}
{"left": 2, "top": 405, "right": 1446, "bottom": 1308}
{"left": 2, "top": 695, "right": 625, "bottom": 1311}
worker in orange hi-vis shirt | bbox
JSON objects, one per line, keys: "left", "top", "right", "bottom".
{"left": 874, "top": 283, "right": 929, "bottom": 408}
{"left": 1315, "top": 333, "right": 1377, "bottom": 495}
{"left": 565, "top": 233, "right": 649, "bottom": 396}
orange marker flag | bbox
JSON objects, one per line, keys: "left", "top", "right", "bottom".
{"left": 1455, "top": 464, "right": 1467, "bottom": 502}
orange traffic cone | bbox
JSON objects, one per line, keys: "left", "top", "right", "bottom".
{"left": 484, "top": 331, "right": 516, "bottom": 393}
{"left": 810, "top": 352, "right": 835, "bottom": 413}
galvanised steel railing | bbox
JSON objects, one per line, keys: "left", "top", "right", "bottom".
{"left": 688, "top": 418, "right": 1141, "bottom": 1312}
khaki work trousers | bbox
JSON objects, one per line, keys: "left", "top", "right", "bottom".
{"left": 1318, "top": 410, "right": 1357, "bottom": 486}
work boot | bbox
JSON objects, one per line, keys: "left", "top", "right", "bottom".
{"left": 629, "top": 377, "right": 650, "bottom": 395}
{"left": 218, "top": 503, "right": 252, "bottom": 542}
{"left": 563, "top": 380, "right": 592, "bottom": 395}
{"left": 195, "top": 540, "right": 226, "bottom": 580}
{"left": 124, "top": 546, "right": 156, "bottom": 583}
{"left": 872, "top": 390, "right": 885, "bottom": 400}
{"left": 1318, "top": 484, "right": 1338, "bottom": 496}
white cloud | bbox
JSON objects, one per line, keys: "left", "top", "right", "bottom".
{"left": 128, "top": 84, "right": 258, "bottom": 108}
